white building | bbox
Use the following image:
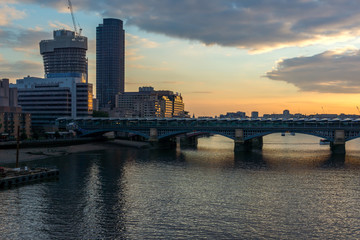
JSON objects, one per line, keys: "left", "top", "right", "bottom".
{"left": 12, "top": 75, "right": 93, "bottom": 127}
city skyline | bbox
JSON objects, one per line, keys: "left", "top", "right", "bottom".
{"left": 2, "top": 1, "right": 360, "bottom": 116}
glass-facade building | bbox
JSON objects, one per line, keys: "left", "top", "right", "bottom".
{"left": 96, "top": 18, "right": 125, "bottom": 108}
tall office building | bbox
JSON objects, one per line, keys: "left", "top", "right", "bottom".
{"left": 96, "top": 18, "right": 125, "bottom": 108}
{"left": 40, "top": 29, "right": 88, "bottom": 80}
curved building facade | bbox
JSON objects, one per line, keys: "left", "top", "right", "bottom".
{"left": 40, "top": 30, "right": 88, "bottom": 79}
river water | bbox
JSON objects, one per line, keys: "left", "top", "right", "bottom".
{"left": 1, "top": 134, "right": 360, "bottom": 239}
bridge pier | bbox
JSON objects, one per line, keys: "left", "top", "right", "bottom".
{"left": 251, "top": 136, "right": 263, "bottom": 149}
{"left": 234, "top": 129, "right": 263, "bottom": 152}
{"left": 234, "top": 129, "right": 251, "bottom": 152}
{"left": 234, "top": 140, "right": 252, "bottom": 152}
{"left": 148, "top": 128, "right": 176, "bottom": 149}
{"left": 330, "top": 130, "right": 345, "bottom": 154}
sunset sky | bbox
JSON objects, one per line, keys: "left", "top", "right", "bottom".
{"left": 2, "top": 0, "right": 360, "bottom": 116}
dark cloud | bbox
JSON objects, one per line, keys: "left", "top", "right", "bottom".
{"left": 14, "top": 0, "right": 360, "bottom": 52}
{"left": 265, "top": 48, "right": 360, "bottom": 93}
{"left": 0, "top": 28, "right": 51, "bottom": 50}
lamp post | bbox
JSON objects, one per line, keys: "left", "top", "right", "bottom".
{"left": 16, "top": 125, "right": 20, "bottom": 168}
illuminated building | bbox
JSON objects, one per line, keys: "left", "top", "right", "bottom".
{"left": 115, "top": 87, "right": 186, "bottom": 118}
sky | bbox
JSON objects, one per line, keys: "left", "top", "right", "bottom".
{"left": 1, "top": 0, "right": 360, "bottom": 117}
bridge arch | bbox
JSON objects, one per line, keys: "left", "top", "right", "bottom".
{"left": 243, "top": 130, "right": 334, "bottom": 141}
{"left": 157, "top": 130, "right": 237, "bottom": 141}
{"left": 79, "top": 128, "right": 150, "bottom": 139}
{"left": 344, "top": 135, "right": 360, "bottom": 142}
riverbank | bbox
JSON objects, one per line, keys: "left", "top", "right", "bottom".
{"left": 0, "top": 139, "right": 150, "bottom": 164}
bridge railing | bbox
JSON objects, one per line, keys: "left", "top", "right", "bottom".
{"left": 56, "top": 117, "right": 360, "bottom": 130}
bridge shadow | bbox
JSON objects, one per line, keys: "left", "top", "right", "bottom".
{"left": 319, "top": 153, "right": 345, "bottom": 169}
{"left": 234, "top": 150, "right": 268, "bottom": 170}
{"left": 134, "top": 148, "right": 187, "bottom": 164}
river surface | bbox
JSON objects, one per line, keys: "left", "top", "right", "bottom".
{"left": 1, "top": 134, "right": 360, "bottom": 239}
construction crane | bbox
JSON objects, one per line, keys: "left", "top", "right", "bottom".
{"left": 67, "top": 0, "right": 82, "bottom": 36}
{"left": 357, "top": 106, "right": 360, "bottom": 114}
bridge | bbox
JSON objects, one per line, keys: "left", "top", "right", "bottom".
{"left": 56, "top": 117, "right": 360, "bottom": 153}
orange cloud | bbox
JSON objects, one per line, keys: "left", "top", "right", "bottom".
{"left": 0, "top": 3, "right": 26, "bottom": 26}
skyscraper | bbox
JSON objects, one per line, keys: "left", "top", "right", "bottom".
{"left": 96, "top": 18, "right": 125, "bottom": 108}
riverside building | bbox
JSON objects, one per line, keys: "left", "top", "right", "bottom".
{"left": 14, "top": 76, "right": 92, "bottom": 127}
{"left": 96, "top": 18, "right": 125, "bottom": 108}
{"left": 114, "top": 87, "right": 187, "bottom": 118}
{"left": 0, "top": 78, "right": 31, "bottom": 140}
{"left": 12, "top": 30, "right": 93, "bottom": 128}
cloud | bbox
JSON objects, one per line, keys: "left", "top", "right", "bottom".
{"left": 48, "top": 21, "right": 72, "bottom": 30}
{"left": 265, "top": 47, "right": 360, "bottom": 93}
{"left": 14, "top": 0, "right": 360, "bottom": 52}
{"left": 159, "top": 81, "right": 184, "bottom": 85}
{"left": 0, "top": 59, "right": 43, "bottom": 81}
{"left": 190, "top": 91, "right": 212, "bottom": 94}
{"left": 126, "top": 49, "right": 144, "bottom": 61}
{"left": 0, "top": 3, "right": 26, "bottom": 26}
{"left": 128, "top": 64, "right": 170, "bottom": 71}
{"left": 0, "top": 28, "right": 51, "bottom": 51}
{"left": 126, "top": 33, "right": 158, "bottom": 48}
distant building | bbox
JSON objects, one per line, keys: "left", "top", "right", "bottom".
{"left": 220, "top": 111, "right": 246, "bottom": 118}
{"left": 169, "top": 94, "right": 185, "bottom": 118}
{"left": 96, "top": 18, "right": 125, "bottom": 108}
{"left": 92, "top": 98, "right": 99, "bottom": 111}
{"left": 114, "top": 87, "right": 187, "bottom": 118}
{"left": 251, "top": 111, "right": 259, "bottom": 119}
{"left": 0, "top": 78, "right": 31, "bottom": 140}
{"left": 283, "top": 109, "right": 290, "bottom": 119}
{"left": 0, "top": 78, "right": 17, "bottom": 107}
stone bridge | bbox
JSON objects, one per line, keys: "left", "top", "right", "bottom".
{"left": 56, "top": 117, "right": 360, "bottom": 153}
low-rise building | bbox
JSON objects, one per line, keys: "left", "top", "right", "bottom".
{"left": 251, "top": 111, "right": 259, "bottom": 119}
{"left": 0, "top": 78, "right": 31, "bottom": 140}
{"left": 13, "top": 74, "right": 93, "bottom": 128}
{"left": 115, "top": 86, "right": 187, "bottom": 118}
{"left": 220, "top": 111, "right": 246, "bottom": 118}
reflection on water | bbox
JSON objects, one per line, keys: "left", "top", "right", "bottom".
{"left": 1, "top": 134, "right": 360, "bottom": 239}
